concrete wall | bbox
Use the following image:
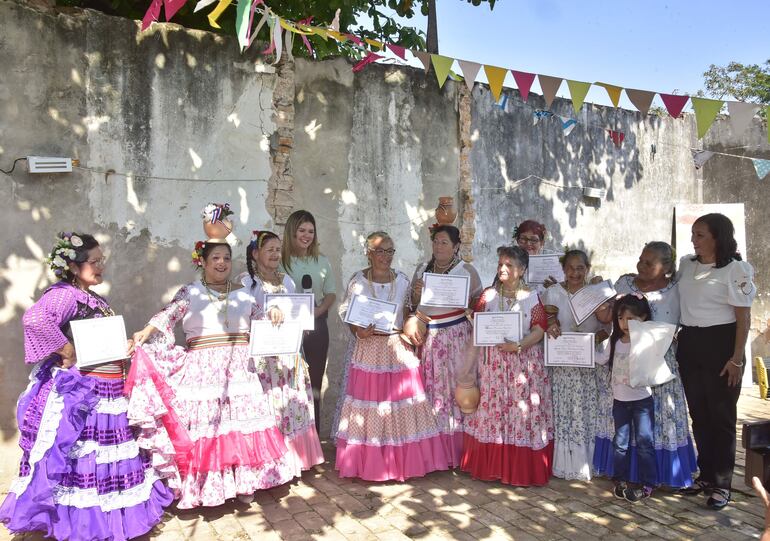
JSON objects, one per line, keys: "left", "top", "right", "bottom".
{"left": 1, "top": 1, "right": 768, "bottom": 444}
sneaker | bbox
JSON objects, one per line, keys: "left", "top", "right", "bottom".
{"left": 624, "top": 486, "right": 653, "bottom": 503}
{"left": 706, "top": 488, "right": 730, "bottom": 510}
{"left": 679, "top": 478, "right": 711, "bottom": 496}
{"left": 613, "top": 482, "right": 627, "bottom": 499}
{"left": 236, "top": 493, "right": 254, "bottom": 504}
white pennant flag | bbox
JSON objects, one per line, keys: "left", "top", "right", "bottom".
{"left": 457, "top": 60, "right": 481, "bottom": 92}
{"left": 412, "top": 50, "right": 431, "bottom": 73}
{"left": 727, "top": 102, "right": 759, "bottom": 136}
{"left": 194, "top": 0, "right": 217, "bottom": 12}
{"left": 691, "top": 149, "right": 715, "bottom": 170}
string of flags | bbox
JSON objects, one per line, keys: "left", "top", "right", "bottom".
{"left": 141, "top": 0, "right": 770, "bottom": 177}
{"left": 691, "top": 149, "right": 770, "bottom": 180}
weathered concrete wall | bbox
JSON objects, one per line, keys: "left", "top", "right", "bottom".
{"left": 1, "top": 0, "right": 768, "bottom": 447}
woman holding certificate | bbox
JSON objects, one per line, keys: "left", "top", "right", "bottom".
{"left": 542, "top": 249, "right": 603, "bottom": 481}
{"left": 460, "top": 245, "right": 553, "bottom": 486}
{"left": 677, "top": 213, "right": 755, "bottom": 509}
{"left": 129, "top": 205, "right": 292, "bottom": 508}
{"left": 242, "top": 230, "right": 324, "bottom": 475}
{"left": 335, "top": 231, "right": 449, "bottom": 481}
{"left": 0, "top": 233, "right": 172, "bottom": 541}
{"left": 404, "top": 224, "right": 482, "bottom": 466}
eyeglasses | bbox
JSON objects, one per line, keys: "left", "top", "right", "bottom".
{"left": 518, "top": 236, "right": 542, "bottom": 245}
{"left": 372, "top": 248, "right": 396, "bottom": 256}
{"left": 86, "top": 257, "right": 107, "bottom": 267}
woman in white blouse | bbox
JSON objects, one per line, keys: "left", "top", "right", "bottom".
{"left": 677, "top": 213, "right": 756, "bottom": 510}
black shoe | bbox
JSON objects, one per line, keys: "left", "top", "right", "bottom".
{"left": 613, "top": 482, "right": 627, "bottom": 499}
{"left": 679, "top": 479, "right": 711, "bottom": 496}
{"left": 706, "top": 488, "right": 730, "bottom": 510}
{"left": 624, "top": 486, "right": 653, "bottom": 503}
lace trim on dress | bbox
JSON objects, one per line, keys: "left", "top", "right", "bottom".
{"left": 337, "top": 429, "right": 442, "bottom": 446}
{"left": 174, "top": 380, "right": 269, "bottom": 400}
{"left": 68, "top": 439, "right": 140, "bottom": 464}
{"left": 52, "top": 469, "right": 160, "bottom": 511}
{"left": 93, "top": 396, "right": 129, "bottom": 415}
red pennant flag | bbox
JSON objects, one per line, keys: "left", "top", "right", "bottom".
{"left": 345, "top": 33, "right": 363, "bottom": 46}
{"left": 164, "top": 0, "right": 187, "bottom": 21}
{"left": 141, "top": 0, "right": 162, "bottom": 30}
{"left": 607, "top": 129, "right": 625, "bottom": 148}
{"left": 511, "top": 70, "right": 536, "bottom": 103}
{"left": 352, "top": 52, "right": 382, "bottom": 73}
{"left": 387, "top": 44, "right": 407, "bottom": 60}
{"left": 659, "top": 94, "right": 689, "bottom": 118}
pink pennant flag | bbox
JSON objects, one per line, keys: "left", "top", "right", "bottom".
{"left": 345, "top": 33, "right": 363, "bottom": 46}
{"left": 659, "top": 93, "right": 689, "bottom": 118}
{"left": 352, "top": 52, "right": 382, "bottom": 73}
{"left": 164, "top": 0, "right": 187, "bottom": 21}
{"left": 538, "top": 75, "right": 563, "bottom": 109}
{"left": 141, "top": 0, "right": 162, "bottom": 30}
{"left": 387, "top": 44, "right": 407, "bottom": 60}
{"left": 511, "top": 70, "right": 536, "bottom": 103}
{"left": 607, "top": 129, "right": 625, "bottom": 148}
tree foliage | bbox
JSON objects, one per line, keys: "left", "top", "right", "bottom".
{"left": 702, "top": 60, "right": 770, "bottom": 105}
{"left": 57, "top": 0, "right": 495, "bottom": 58}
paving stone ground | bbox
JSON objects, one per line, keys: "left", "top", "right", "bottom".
{"left": 2, "top": 386, "right": 770, "bottom": 541}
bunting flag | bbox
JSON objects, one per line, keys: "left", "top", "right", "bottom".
{"left": 457, "top": 60, "right": 481, "bottom": 92}
{"left": 235, "top": 0, "right": 251, "bottom": 50}
{"left": 364, "top": 38, "right": 383, "bottom": 49}
{"left": 539, "top": 75, "right": 562, "bottom": 109}
{"left": 691, "top": 97, "right": 724, "bottom": 139}
{"left": 326, "top": 30, "right": 347, "bottom": 42}
{"left": 727, "top": 102, "right": 759, "bottom": 136}
{"left": 659, "top": 93, "right": 689, "bottom": 118}
{"left": 626, "top": 89, "right": 655, "bottom": 116}
{"left": 597, "top": 83, "right": 622, "bottom": 108}
{"left": 431, "top": 55, "right": 455, "bottom": 88}
{"left": 533, "top": 110, "right": 554, "bottom": 125}
{"left": 559, "top": 116, "right": 578, "bottom": 136}
{"left": 352, "top": 51, "right": 382, "bottom": 73}
{"left": 207, "top": 0, "right": 232, "bottom": 29}
{"left": 387, "top": 43, "right": 406, "bottom": 60}
{"left": 753, "top": 158, "right": 770, "bottom": 180}
{"left": 691, "top": 149, "right": 715, "bottom": 169}
{"left": 566, "top": 80, "right": 591, "bottom": 114}
{"left": 607, "top": 129, "right": 625, "bottom": 148}
{"left": 194, "top": 0, "right": 217, "bottom": 12}
{"left": 345, "top": 33, "right": 363, "bottom": 46}
{"left": 511, "top": 70, "right": 536, "bottom": 103}
{"left": 484, "top": 65, "right": 508, "bottom": 102}
{"left": 141, "top": 0, "right": 162, "bottom": 30}
{"left": 248, "top": 8, "right": 270, "bottom": 48}
{"left": 412, "top": 50, "right": 431, "bottom": 73}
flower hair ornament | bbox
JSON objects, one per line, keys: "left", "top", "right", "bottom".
{"left": 45, "top": 232, "right": 83, "bottom": 279}
{"left": 428, "top": 223, "right": 440, "bottom": 238}
{"left": 249, "top": 230, "right": 268, "bottom": 251}
{"left": 191, "top": 240, "right": 206, "bottom": 268}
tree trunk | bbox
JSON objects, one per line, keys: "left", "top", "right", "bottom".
{"left": 426, "top": 0, "right": 438, "bottom": 53}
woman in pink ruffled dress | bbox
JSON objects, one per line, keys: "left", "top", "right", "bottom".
{"left": 334, "top": 231, "right": 450, "bottom": 481}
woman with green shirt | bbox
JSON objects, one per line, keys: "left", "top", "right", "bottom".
{"left": 281, "top": 210, "right": 337, "bottom": 434}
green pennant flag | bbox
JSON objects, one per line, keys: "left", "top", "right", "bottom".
{"left": 691, "top": 97, "right": 724, "bottom": 139}
{"left": 566, "top": 80, "right": 591, "bottom": 114}
{"left": 431, "top": 55, "right": 455, "bottom": 89}
{"left": 235, "top": 0, "right": 251, "bottom": 51}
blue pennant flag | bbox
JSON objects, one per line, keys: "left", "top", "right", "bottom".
{"left": 753, "top": 158, "right": 770, "bottom": 180}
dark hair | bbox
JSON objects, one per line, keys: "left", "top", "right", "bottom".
{"left": 60, "top": 233, "right": 100, "bottom": 283}
{"left": 247, "top": 231, "right": 280, "bottom": 286}
{"left": 201, "top": 241, "right": 232, "bottom": 261}
{"left": 497, "top": 245, "right": 529, "bottom": 269}
{"left": 690, "top": 213, "right": 741, "bottom": 268}
{"left": 608, "top": 294, "right": 652, "bottom": 370}
{"left": 514, "top": 220, "right": 546, "bottom": 241}
{"left": 643, "top": 241, "right": 677, "bottom": 277}
{"left": 425, "top": 225, "right": 461, "bottom": 273}
{"left": 561, "top": 249, "right": 590, "bottom": 269}
{"left": 282, "top": 210, "right": 319, "bottom": 272}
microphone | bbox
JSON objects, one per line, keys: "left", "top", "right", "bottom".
{"left": 301, "top": 274, "right": 313, "bottom": 294}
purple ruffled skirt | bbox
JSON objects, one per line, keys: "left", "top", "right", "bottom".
{"left": 0, "top": 361, "right": 173, "bottom": 541}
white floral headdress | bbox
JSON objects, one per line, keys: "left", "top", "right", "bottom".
{"left": 45, "top": 232, "right": 83, "bottom": 279}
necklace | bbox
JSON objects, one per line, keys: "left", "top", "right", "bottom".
{"left": 74, "top": 283, "right": 115, "bottom": 317}
{"left": 257, "top": 268, "right": 282, "bottom": 286}
{"left": 202, "top": 277, "right": 231, "bottom": 326}
{"left": 430, "top": 256, "right": 459, "bottom": 274}
{"left": 497, "top": 281, "right": 519, "bottom": 311}
{"left": 367, "top": 268, "right": 396, "bottom": 302}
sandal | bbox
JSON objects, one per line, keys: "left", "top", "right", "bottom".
{"left": 706, "top": 488, "right": 730, "bottom": 510}
{"left": 679, "top": 479, "right": 711, "bottom": 496}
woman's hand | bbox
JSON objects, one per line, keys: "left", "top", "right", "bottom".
{"left": 133, "top": 325, "right": 158, "bottom": 347}
{"left": 498, "top": 341, "right": 520, "bottom": 353}
{"left": 267, "top": 306, "right": 285, "bottom": 326}
{"left": 411, "top": 279, "right": 425, "bottom": 305}
{"left": 542, "top": 276, "right": 558, "bottom": 289}
{"left": 720, "top": 356, "right": 744, "bottom": 387}
{"left": 354, "top": 324, "right": 376, "bottom": 340}
{"left": 126, "top": 338, "right": 136, "bottom": 356}
{"left": 57, "top": 342, "right": 77, "bottom": 368}
{"left": 546, "top": 322, "right": 562, "bottom": 339}
{"left": 403, "top": 315, "right": 426, "bottom": 347}
{"left": 589, "top": 275, "right": 604, "bottom": 285}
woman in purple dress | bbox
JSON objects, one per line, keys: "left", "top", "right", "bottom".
{"left": 0, "top": 232, "right": 172, "bottom": 541}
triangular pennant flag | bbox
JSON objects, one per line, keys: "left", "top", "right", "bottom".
{"left": 431, "top": 55, "right": 454, "bottom": 88}
{"left": 194, "top": 0, "right": 217, "bottom": 12}
{"left": 327, "top": 30, "right": 347, "bottom": 42}
{"left": 484, "top": 65, "right": 508, "bottom": 102}
{"left": 691, "top": 149, "right": 715, "bottom": 169}
{"left": 597, "top": 82, "right": 622, "bottom": 108}
{"left": 457, "top": 60, "right": 481, "bottom": 92}
{"left": 727, "top": 102, "right": 759, "bottom": 136}
{"left": 538, "top": 75, "right": 563, "bottom": 109}
{"left": 387, "top": 44, "right": 406, "bottom": 60}
{"left": 235, "top": 0, "right": 251, "bottom": 51}
{"left": 626, "top": 89, "right": 655, "bottom": 116}
{"left": 566, "top": 80, "right": 591, "bottom": 114}
{"left": 659, "top": 93, "right": 689, "bottom": 118}
{"left": 352, "top": 52, "right": 383, "bottom": 73}
{"left": 207, "top": 0, "right": 232, "bottom": 29}
{"left": 307, "top": 26, "right": 329, "bottom": 40}
{"left": 345, "top": 33, "right": 363, "bottom": 46}
{"left": 753, "top": 158, "right": 770, "bottom": 180}
{"left": 691, "top": 97, "right": 724, "bottom": 139}
{"left": 412, "top": 50, "right": 431, "bottom": 72}
{"left": 164, "top": 0, "right": 187, "bottom": 21}
{"left": 559, "top": 116, "right": 578, "bottom": 136}
{"left": 607, "top": 129, "right": 625, "bottom": 148}
{"left": 533, "top": 110, "right": 554, "bottom": 125}
{"left": 511, "top": 70, "right": 536, "bottom": 103}
{"left": 141, "top": 0, "right": 162, "bottom": 30}
{"left": 248, "top": 8, "right": 269, "bottom": 47}
{"left": 365, "top": 38, "right": 384, "bottom": 50}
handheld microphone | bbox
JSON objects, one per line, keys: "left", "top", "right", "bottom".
{"left": 301, "top": 274, "right": 313, "bottom": 294}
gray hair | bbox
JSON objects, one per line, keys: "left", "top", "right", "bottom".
{"left": 365, "top": 231, "right": 392, "bottom": 252}
{"left": 644, "top": 241, "right": 676, "bottom": 277}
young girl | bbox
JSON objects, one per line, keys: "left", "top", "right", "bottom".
{"left": 597, "top": 294, "right": 658, "bottom": 503}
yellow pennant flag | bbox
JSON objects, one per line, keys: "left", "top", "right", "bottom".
{"left": 365, "top": 38, "right": 384, "bottom": 50}
{"left": 566, "top": 80, "right": 591, "bottom": 114}
{"left": 279, "top": 18, "right": 312, "bottom": 35}
{"left": 431, "top": 55, "right": 454, "bottom": 89}
{"left": 484, "top": 65, "right": 507, "bottom": 102}
{"left": 327, "top": 30, "right": 347, "bottom": 42}
{"left": 597, "top": 82, "right": 622, "bottom": 108}
{"left": 306, "top": 26, "right": 329, "bottom": 40}
{"left": 691, "top": 97, "right": 724, "bottom": 139}
{"left": 207, "top": 0, "right": 232, "bottom": 29}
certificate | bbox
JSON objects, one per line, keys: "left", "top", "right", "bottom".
{"left": 265, "top": 293, "right": 315, "bottom": 330}
{"left": 526, "top": 254, "right": 565, "bottom": 285}
{"left": 343, "top": 294, "right": 398, "bottom": 333}
{"left": 421, "top": 272, "right": 470, "bottom": 308}
{"left": 473, "top": 311, "right": 523, "bottom": 346}
{"left": 249, "top": 320, "right": 303, "bottom": 356}
{"left": 70, "top": 315, "right": 128, "bottom": 368}
{"left": 544, "top": 332, "right": 595, "bottom": 367}
{"left": 568, "top": 280, "right": 617, "bottom": 326}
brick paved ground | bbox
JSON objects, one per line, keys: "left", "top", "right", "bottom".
{"left": 2, "top": 386, "right": 770, "bottom": 541}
